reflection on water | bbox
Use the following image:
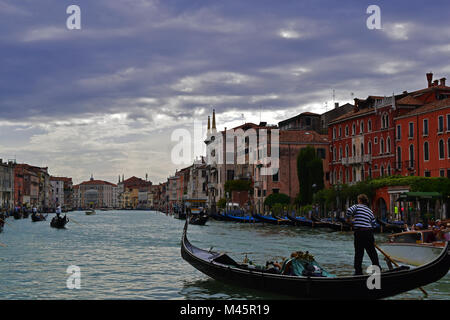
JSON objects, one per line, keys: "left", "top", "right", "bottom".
{"left": 0, "top": 210, "right": 448, "bottom": 300}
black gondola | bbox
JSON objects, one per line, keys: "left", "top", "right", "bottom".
{"left": 209, "top": 212, "right": 228, "bottom": 221}
{"left": 13, "top": 211, "right": 22, "bottom": 220}
{"left": 252, "top": 213, "right": 291, "bottom": 225}
{"left": 31, "top": 213, "right": 47, "bottom": 222}
{"left": 181, "top": 218, "right": 450, "bottom": 300}
{"left": 189, "top": 214, "right": 209, "bottom": 226}
{"left": 50, "top": 215, "right": 69, "bottom": 229}
{"left": 286, "top": 213, "right": 314, "bottom": 227}
{"left": 377, "top": 218, "right": 405, "bottom": 233}
{"left": 23, "top": 211, "right": 30, "bottom": 219}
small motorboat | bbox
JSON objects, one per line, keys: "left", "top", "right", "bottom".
{"left": 50, "top": 215, "right": 69, "bottom": 229}
{"left": 85, "top": 210, "right": 96, "bottom": 215}
{"left": 379, "top": 229, "right": 449, "bottom": 266}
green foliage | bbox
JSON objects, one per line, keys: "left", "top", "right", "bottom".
{"left": 224, "top": 180, "right": 252, "bottom": 194}
{"left": 296, "top": 146, "right": 324, "bottom": 205}
{"left": 217, "top": 198, "right": 227, "bottom": 209}
{"left": 272, "top": 203, "right": 284, "bottom": 215}
{"left": 264, "top": 193, "right": 290, "bottom": 209}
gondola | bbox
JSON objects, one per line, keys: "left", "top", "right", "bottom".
{"left": 22, "top": 211, "right": 30, "bottom": 219}
{"left": 181, "top": 218, "right": 450, "bottom": 300}
{"left": 252, "top": 213, "right": 291, "bottom": 225}
{"left": 286, "top": 213, "right": 314, "bottom": 227}
{"left": 223, "top": 213, "right": 260, "bottom": 223}
{"left": 13, "top": 211, "right": 22, "bottom": 220}
{"left": 377, "top": 218, "right": 405, "bottom": 233}
{"left": 209, "top": 212, "right": 228, "bottom": 221}
{"left": 31, "top": 213, "right": 47, "bottom": 222}
{"left": 50, "top": 215, "right": 69, "bottom": 229}
{"left": 314, "top": 217, "right": 353, "bottom": 232}
{"left": 189, "top": 214, "right": 209, "bottom": 226}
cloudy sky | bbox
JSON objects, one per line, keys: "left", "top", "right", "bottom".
{"left": 1, "top": 0, "right": 449, "bottom": 184}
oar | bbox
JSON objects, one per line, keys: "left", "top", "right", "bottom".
{"left": 0, "top": 217, "right": 15, "bottom": 229}
{"left": 67, "top": 216, "right": 83, "bottom": 226}
{"left": 374, "top": 242, "right": 428, "bottom": 297}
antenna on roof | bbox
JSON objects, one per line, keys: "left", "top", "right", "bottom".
{"left": 332, "top": 89, "right": 335, "bottom": 103}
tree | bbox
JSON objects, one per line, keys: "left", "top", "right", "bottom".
{"left": 264, "top": 193, "right": 290, "bottom": 209}
{"left": 296, "top": 146, "right": 324, "bottom": 205}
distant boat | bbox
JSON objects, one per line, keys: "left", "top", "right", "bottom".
{"left": 50, "top": 216, "right": 69, "bottom": 229}
{"left": 85, "top": 209, "right": 96, "bottom": 215}
{"left": 31, "top": 213, "right": 47, "bottom": 222}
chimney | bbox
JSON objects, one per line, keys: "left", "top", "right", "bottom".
{"left": 440, "top": 77, "right": 446, "bottom": 86}
{"left": 433, "top": 80, "right": 439, "bottom": 86}
{"left": 353, "top": 98, "right": 359, "bottom": 113}
{"left": 334, "top": 102, "right": 339, "bottom": 109}
{"left": 426, "top": 72, "right": 433, "bottom": 88}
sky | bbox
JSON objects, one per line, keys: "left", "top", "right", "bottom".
{"left": 1, "top": 0, "right": 450, "bottom": 185}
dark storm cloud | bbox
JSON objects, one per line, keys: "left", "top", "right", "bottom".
{"left": 1, "top": 0, "right": 450, "bottom": 182}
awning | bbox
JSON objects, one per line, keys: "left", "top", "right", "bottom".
{"left": 396, "top": 191, "right": 442, "bottom": 201}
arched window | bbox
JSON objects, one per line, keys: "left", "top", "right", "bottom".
{"left": 360, "top": 121, "right": 364, "bottom": 134}
{"left": 380, "top": 138, "right": 384, "bottom": 154}
{"left": 386, "top": 137, "right": 391, "bottom": 154}
{"left": 352, "top": 123, "right": 356, "bottom": 135}
{"left": 361, "top": 142, "right": 364, "bottom": 156}
{"left": 339, "top": 146, "right": 342, "bottom": 160}
{"left": 439, "top": 139, "right": 445, "bottom": 159}
{"left": 397, "top": 146, "right": 402, "bottom": 169}
{"left": 424, "top": 141, "right": 429, "bottom": 161}
{"left": 345, "top": 144, "right": 349, "bottom": 157}
{"left": 448, "top": 138, "right": 450, "bottom": 159}
{"left": 380, "top": 166, "right": 384, "bottom": 176}
{"left": 368, "top": 120, "right": 372, "bottom": 132}
{"left": 352, "top": 144, "right": 356, "bottom": 157}
{"left": 368, "top": 141, "right": 372, "bottom": 155}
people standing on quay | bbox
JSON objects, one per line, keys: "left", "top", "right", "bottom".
{"left": 346, "top": 194, "right": 381, "bottom": 276}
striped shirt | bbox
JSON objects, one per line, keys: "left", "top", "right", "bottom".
{"left": 346, "top": 204, "right": 376, "bottom": 229}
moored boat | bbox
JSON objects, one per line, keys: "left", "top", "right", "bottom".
{"left": 252, "top": 213, "right": 291, "bottom": 225}
{"left": 181, "top": 218, "right": 450, "bottom": 299}
{"left": 379, "top": 229, "right": 449, "bottom": 266}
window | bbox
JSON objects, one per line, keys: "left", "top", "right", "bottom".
{"left": 380, "top": 166, "right": 384, "bottom": 176}
{"left": 388, "top": 165, "right": 391, "bottom": 176}
{"left": 345, "top": 125, "right": 349, "bottom": 136}
{"left": 352, "top": 123, "right": 356, "bottom": 135}
{"left": 408, "top": 122, "right": 414, "bottom": 138}
{"left": 368, "top": 167, "right": 372, "bottom": 178}
{"left": 368, "top": 120, "right": 372, "bottom": 132}
{"left": 339, "top": 146, "right": 342, "bottom": 160}
{"left": 397, "top": 146, "right": 402, "bottom": 168}
{"left": 396, "top": 125, "right": 401, "bottom": 140}
{"left": 423, "top": 119, "right": 429, "bottom": 136}
{"left": 425, "top": 171, "right": 431, "bottom": 177}
{"left": 272, "top": 170, "right": 279, "bottom": 182}
{"left": 438, "top": 116, "right": 444, "bottom": 133}
{"left": 380, "top": 138, "right": 384, "bottom": 154}
{"left": 317, "top": 148, "right": 326, "bottom": 159}
{"left": 272, "top": 188, "right": 280, "bottom": 194}
{"left": 374, "top": 137, "right": 378, "bottom": 144}
{"left": 368, "top": 141, "right": 372, "bottom": 155}
{"left": 360, "top": 143, "right": 364, "bottom": 156}
{"left": 409, "top": 145, "right": 414, "bottom": 168}
{"left": 439, "top": 139, "right": 445, "bottom": 159}
{"left": 448, "top": 138, "right": 450, "bottom": 158}
{"left": 352, "top": 144, "right": 356, "bottom": 157}
{"left": 447, "top": 114, "right": 450, "bottom": 131}
{"left": 333, "top": 127, "right": 336, "bottom": 139}
{"left": 424, "top": 141, "right": 429, "bottom": 161}
{"left": 386, "top": 137, "right": 391, "bottom": 154}
{"left": 339, "top": 126, "right": 342, "bottom": 137}
{"left": 345, "top": 145, "right": 349, "bottom": 157}
{"left": 440, "top": 169, "right": 445, "bottom": 177}
{"left": 360, "top": 121, "right": 364, "bottom": 134}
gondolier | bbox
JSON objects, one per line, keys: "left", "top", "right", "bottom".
{"left": 346, "top": 194, "right": 381, "bottom": 275}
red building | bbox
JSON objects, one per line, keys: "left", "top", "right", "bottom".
{"left": 328, "top": 73, "right": 450, "bottom": 217}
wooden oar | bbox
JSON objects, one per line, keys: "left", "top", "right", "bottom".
{"left": 374, "top": 242, "right": 428, "bottom": 297}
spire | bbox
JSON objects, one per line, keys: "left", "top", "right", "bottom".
{"left": 212, "top": 109, "right": 217, "bottom": 133}
{"left": 207, "top": 115, "right": 211, "bottom": 137}
{"left": 90, "top": 174, "right": 94, "bottom": 181}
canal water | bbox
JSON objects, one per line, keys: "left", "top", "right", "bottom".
{"left": 0, "top": 210, "right": 448, "bottom": 300}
